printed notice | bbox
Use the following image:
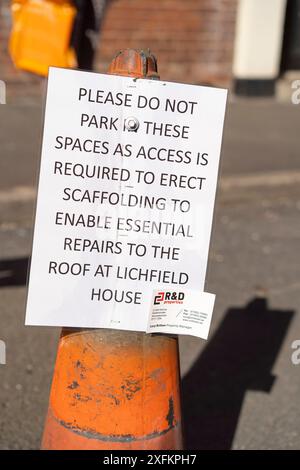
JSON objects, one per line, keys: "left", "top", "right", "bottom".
{"left": 25, "top": 67, "right": 227, "bottom": 332}
{"left": 147, "top": 289, "right": 215, "bottom": 339}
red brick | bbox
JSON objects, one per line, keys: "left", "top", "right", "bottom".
{"left": 0, "top": 0, "right": 237, "bottom": 104}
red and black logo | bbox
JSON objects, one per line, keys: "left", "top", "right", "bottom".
{"left": 154, "top": 291, "right": 185, "bottom": 305}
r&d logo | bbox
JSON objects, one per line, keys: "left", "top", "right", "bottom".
{"left": 154, "top": 291, "right": 185, "bottom": 305}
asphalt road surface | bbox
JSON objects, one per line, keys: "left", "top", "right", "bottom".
{"left": 0, "top": 100, "right": 300, "bottom": 449}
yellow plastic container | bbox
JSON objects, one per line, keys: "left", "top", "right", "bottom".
{"left": 9, "top": 0, "right": 77, "bottom": 76}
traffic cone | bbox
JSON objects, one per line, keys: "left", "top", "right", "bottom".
{"left": 41, "top": 49, "right": 183, "bottom": 450}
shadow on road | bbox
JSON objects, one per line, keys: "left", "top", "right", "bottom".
{"left": 0, "top": 257, "right": 30, "bottom": 287}
{"left": 182, "top": 297, "right": 294, "bottom": 449}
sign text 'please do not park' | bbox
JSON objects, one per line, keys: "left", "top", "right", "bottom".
{"left": 25, "top": 67, "right": 227, "bottom": 336}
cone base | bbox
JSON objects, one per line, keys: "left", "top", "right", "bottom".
{"left": 42, "top": 410, "right": 183, "bottom": 450}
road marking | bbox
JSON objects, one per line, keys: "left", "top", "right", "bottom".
{"left": 1, "top": 170, "right": 300, "bottom": 203}
{"left": 220, "top": 170, "right": 300, "bottom": 190}
{"left": 0, "top": 186, "right": 36, "bottom": 203}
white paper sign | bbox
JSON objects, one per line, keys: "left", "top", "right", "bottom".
{"left": 25, "top": 67, "right": 227, "bottom": 331}
{"left": 147, "top": 289, "right": 215, "bottom": 339}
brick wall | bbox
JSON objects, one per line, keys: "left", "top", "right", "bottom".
{"left": 0, "top": 0, "right": 237, "bottom": 104}
{"left": 97, "top": 0, "right": 237, "bottom": 86}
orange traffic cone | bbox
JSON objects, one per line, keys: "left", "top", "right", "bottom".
{"left": 41, "top": 49, "right": 183, "bottom": 450}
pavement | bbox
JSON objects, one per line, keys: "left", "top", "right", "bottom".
{"left": 1, "top": 98, "right": 300, "bottom": 449}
